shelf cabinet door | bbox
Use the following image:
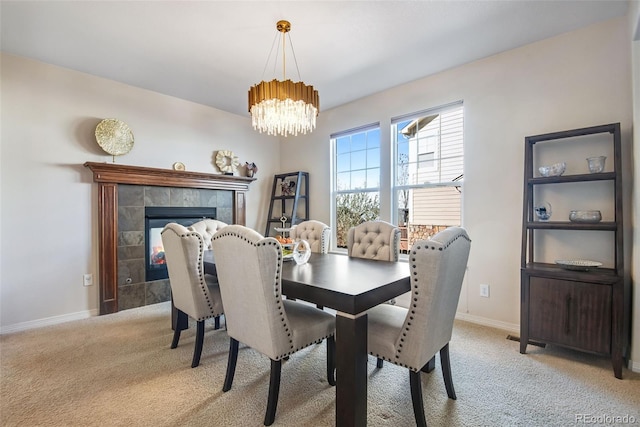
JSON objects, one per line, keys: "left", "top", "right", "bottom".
{"left": 528, "top": 277, "right": 611, "bottom": 354}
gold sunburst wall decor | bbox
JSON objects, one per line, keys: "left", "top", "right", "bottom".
{"left": 95, "top": 118, "right": 134, "bottom": 162}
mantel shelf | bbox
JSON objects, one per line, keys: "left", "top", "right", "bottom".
{"left": 84, "top": 162, "right": 255, "bottom": 191}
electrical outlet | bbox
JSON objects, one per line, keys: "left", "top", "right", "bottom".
{"left": 480, "top": 283, "right": 490, "bottom": 298}
{"left": 83, "top": 273, "right": 93, "bottom": 287}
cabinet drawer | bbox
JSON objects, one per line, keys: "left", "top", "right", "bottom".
{"left": 528, "top": 277, "right": 611, "bottom": 354}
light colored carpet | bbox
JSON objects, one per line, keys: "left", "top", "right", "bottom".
{"left": 1, "top": 302, "right": 638, "bottom": 426}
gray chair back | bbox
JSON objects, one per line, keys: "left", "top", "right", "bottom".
{"left": 211, "top": 225, "right": 293, "bottom": 361}
{"left": 347, "top": 220, "right": 400, "bottom": 261}
{"left": 398, "top": 226, "right": 471, "bottom": 370}
{"left": 289, "top": 220, "right": 330, "bottom": 254}
{"left": 161, "top": 222, "right": 223, "bottom": 320}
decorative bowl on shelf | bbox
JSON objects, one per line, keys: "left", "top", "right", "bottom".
{"left": 538, "top": 162, "right": 566, "bottom": 177}
{"left": 534, "top": 202, "right": 552, "bottom": 221}
{"left": 586, "top": 156, "right": 606, "bottom": 173}
{"left": 555, "top": 259, "right": 602, "bottom": 271}
{"left": 569, "top": 210, "right": 602, "bottom": 223}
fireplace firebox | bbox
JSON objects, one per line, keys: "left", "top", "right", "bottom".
{"left": 145, "top": 206, "right": 216, "bottom": 281}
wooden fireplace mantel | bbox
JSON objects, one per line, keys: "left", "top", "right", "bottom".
{"left": 84, "top": 162, "right": 256, "bottom": 314}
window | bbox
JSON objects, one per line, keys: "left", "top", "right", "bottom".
{"left": 393, "top": 102, "right": 464, "bottom": 252}
{"left": 331, "top": 124, "right": 381, "bottom": 248}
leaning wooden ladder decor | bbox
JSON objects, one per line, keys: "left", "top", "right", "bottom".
{"left": 264, "top": 172, "right": 309, "bottom": 236}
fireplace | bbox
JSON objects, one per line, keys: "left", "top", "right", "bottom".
{"left": 84, "top": 162, "right": 255, "bottom": 314}
{"left": 145, "top": 206, "right": 216, "bottom": 281}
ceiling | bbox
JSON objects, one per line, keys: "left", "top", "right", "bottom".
{"left": 0, "top": 1, "right": 629, "bottom": 118}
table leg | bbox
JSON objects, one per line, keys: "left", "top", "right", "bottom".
{"left": 336, "top": 312, "right": 368, "bottom": 427}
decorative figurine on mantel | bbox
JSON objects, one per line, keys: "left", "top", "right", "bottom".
{"left": 245, "top": 162, "right": 258, "bottom": 178}
{"left": 215, "top": 150, "right": 240, "bottom": 175}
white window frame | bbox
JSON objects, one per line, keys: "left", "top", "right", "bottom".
{"left": 330, "top": 123, "right": 381, "bottom": 252}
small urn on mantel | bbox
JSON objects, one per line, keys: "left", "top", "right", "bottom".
{"left": 245, "top": 162, "right": 258, "bottom": 178}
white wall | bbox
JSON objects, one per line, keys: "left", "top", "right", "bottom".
{"left": 628, "top": 0, "right": 640, "bottom": 373}
{"left": 0, "top": 53, "right": 279, "bottom": 330}
{"left": 287, "top": 17, "right": 636, "bottom": 365}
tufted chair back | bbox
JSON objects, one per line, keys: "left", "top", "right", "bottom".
{"left": 161, "top": 222, "right": 223, "bottom": 321}
{"left": 289, "top": 220, "right": 330, "bottom": 254}
{"left": 347, "top": 220, "right": 400, "bottom": 261}
{"left": 187, "top": 219, "right": 228, "bottom": 250}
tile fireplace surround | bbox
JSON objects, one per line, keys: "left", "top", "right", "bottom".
{"left": 84, "top": 162, "right": 255, "bottom": 315}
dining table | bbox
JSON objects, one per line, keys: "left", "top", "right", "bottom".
{"left": 198, "top": 251, "right": 411, "bottom": 427}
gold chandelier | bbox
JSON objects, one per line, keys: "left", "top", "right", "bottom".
{"left": 248, "top": 20, "right": 319, "bottom": 137}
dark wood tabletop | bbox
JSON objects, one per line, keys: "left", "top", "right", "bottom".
{"left": 204, "top": 251, "right": 409, "bottom": 314}
{"left": 280, "top": 252, "right": 410, "bottom": 314}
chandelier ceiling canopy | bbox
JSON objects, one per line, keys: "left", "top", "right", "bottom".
{"left": 248, "top": 20, "right": 319, "bottom": 137}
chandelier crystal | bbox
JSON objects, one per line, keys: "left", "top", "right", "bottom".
{"left": 248, "top": 20, "right": 319, "bottom": 137}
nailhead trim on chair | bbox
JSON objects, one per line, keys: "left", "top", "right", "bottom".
{"left": 166, "top": 228, "right": 221, "bottom": 321}
{"left": 368, "top": 229, "right": 471, "bottom": 372}
{"left": 274, "top": 333, "right": 335, "bottom": 361}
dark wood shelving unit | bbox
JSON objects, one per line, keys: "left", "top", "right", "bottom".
{"left": 264, "top": 172, "right": 309, "bottom": 236}
{"left": 519, "top": 123, "right": 630, "bottom": 379}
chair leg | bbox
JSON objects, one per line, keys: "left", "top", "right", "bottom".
{"left": 409, "top": 370, "right": 428, "bottom": 427}
{"left": 376, "top": 358, "right": 384, "bottom": 369}
{"left": 440, "top": 343, "right": 456, "bottom": 400}
{"left": 327, "top": 335, "right": 336, "bottom": 386}
{"left": 421, "top": 355, "right": 436, "bottom": 373}
{"left": 223, "top": 338, "right": 239, "bottom": 392}
{"left": 191, "top": 320, "right": 205, "bottom": 368}
{"left": 264, "top": 359, "right": 282, "bottom": 426}
{"left": 214, "top": 315, "right": 220, "bottom": 330}
{"left": 170, "top": 328, "right": 181, "bottom": 349}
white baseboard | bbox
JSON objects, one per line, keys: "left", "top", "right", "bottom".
{"left": 0, "top": 309, "right": 99, "bottom": 335}
{"left": 455, "top": 311, "right": 520, "bottom": 334}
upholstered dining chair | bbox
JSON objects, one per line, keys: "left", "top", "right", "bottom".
{"left": 289, "top": 220, "right": 330, "bottom": 254}
{"left": 366, "top": 226, "right": 471, "bottom": 427}
{"left": 346, "top": 220, "right": 401, "bottom": 262}
{"left": 161, "top": 222, "right": 224, "bottom": 368}
{"left": 187, "top": 218, "right": 228, "bottom": 250}
{"left": 347, "top": 220, "right": 401, "bottom": 305}
{"left": 211, "top": 225, "right": 336, "bottom": 426}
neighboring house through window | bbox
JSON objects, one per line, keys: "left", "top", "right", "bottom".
{"left": 330, "top": 101, "right": 464, "bottom": 253}
{"left": 393, "top": 101, "right": 464, "bottom": 252}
